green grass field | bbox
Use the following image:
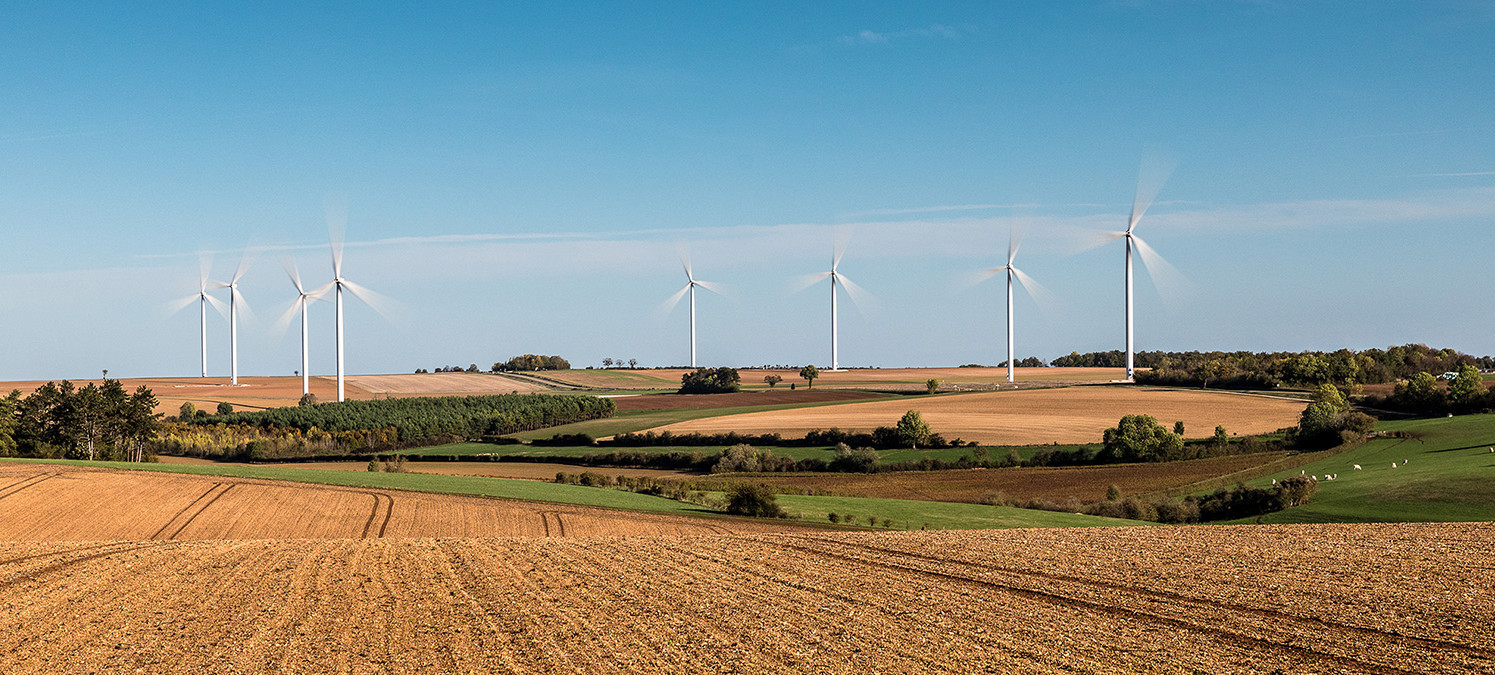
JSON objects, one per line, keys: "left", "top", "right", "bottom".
{"left": 3, "top": 457, "right": 1140, "bottom": 531}
{"left": 1237, "top": 413, "right": 1495, "bottom": 524}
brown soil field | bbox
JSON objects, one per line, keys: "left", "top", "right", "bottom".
{"left": 0, "top": 465, "right": 797, "bottom": 541}
{"left": 157, "top": 456, "right": 696, "bottom": 482}
{"left": 0, "top": 522, "right": 1486, "bottom": 673}
{"left": 343, "top": 372, "right": 553, "bottom": 396}
{"left": 649, "top": 386, "right": 1306, "bottom": 445}
{"left": 706, "top": 452, "right": 1292, "bottom": 503}
{"left": 540, "top": 366, "right": 1133, "bottom": 390}
{"left": 612, "top": 389, "right": 884, "bottom": 411}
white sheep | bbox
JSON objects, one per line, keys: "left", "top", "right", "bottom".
{"left": 1271, "top": 479, "right": 1278, "bottom": 485}
{"left": 1402, "top": 459, "right": 1408, "bottom": 465}
{"left": 1392, "top": 462, "right": 1398, "bottom": 468}
{"left": 1353, "top": 464, "right": 1362, "bottom": 470}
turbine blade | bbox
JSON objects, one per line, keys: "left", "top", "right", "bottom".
{"left": 1132, "top": 235, "right": 1194, "bottom": 308}
{"left": 341, "top": 279, "right": 399, "bottom": 321}
{"left": 789, "top": 271, "right": 832, "bottom": 294}
{"left": 165, "top": 294, "right": 200, "bottom": 315}
{"left": 231, "top": 287, "right": 256, "bottom": 322}
{"left": 231, "top": 248, "right": 256, "bottom": 285}
{"left": 204, "top": 293, "right": 230, "bottom": 319}
{"left": 1129, "top": 151, "right": 1179, "bottom": 233}
{"left": 1075, "top": 230, "right": 1128, "bottom": 254}
{"left": 307, "top": 281, "right": 335, "bottom": 300}
{"left": 326, "top": 194, "right": 347, "bottom": 278}
{"left": 832, "top": 228, "right": 852, "bottom": 270}
{"left": 282, "top": 257, "right": 304, "bottom": 294}
{"left": 270, "top": 297, "right": 302, "bottom": 337}
{"left": 1008, "top": 223, "right": 1025, "bottom": 266}
{"left": 677, "top": 245, "right": 693, "bottom": 282}
{"left": 958, "top": 267, "right": 1005, "bottom": 291}
{"left": 198, "top": 254, "right": 212, "bottom": 290}
{"left": 1011, "top": 266, "right": 1058, "bottom": 315}
{"left": 837, "top": 274, "right": 876, "bottom": 313}
{"left": 694, "top": 279, "right": 727, "bottom": 296}
{"left": 656, "top": 284, "right": 690, "bottom": 317}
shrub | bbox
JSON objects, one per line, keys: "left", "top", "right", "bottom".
{"left": 829, "top": 443, "right": 880, "bottom": 472}
{"left": 1099, "top": 414, "right": 1183, "bottom": 462}
{"left": 216, "top": 402, "right": 234, "bottom": 415}
{"left": 711, "top": 444, "right": 772, "bottom": 473}
{"left": 679, "top": 367, "right": 741, "bottom": 394}
{"left": 298, "top": 393, "right": 318, "bottom": 406}
{"left": 725, "top": 483, "right": 785, "bottom": 518}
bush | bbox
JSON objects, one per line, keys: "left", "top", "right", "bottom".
{"left": 1099, "top": 414, "right": 1183, "bottom": 462}
{"left": 711, "top": 444, "right": 772, "bottom": 473}
{"left": 216, "top": 402, "right": 234, "bottom": 415}
{"left": 679, "top": 367, "right": 741, "bottom": 394}
{"left": 829, "top": 443, "right": 880, "bottom": 472}
{"left": 298, "top": 393, "right": 318, "bottom": 406}
{"left": 725, "top": 483, "right": 785, "bottom": 518}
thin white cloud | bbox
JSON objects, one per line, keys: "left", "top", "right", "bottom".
{"left": 1415, "top": 171, "right": 1495, "bottom": 177}
{"left": 838, "top": 24, "right": 968, "bottom": 46}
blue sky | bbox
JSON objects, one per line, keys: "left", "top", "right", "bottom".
{"left": 1, "top": 1, "right": 1493, "bottom": 379}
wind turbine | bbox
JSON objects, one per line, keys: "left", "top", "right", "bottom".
{"left": 321, "top": 203, "right": 395, "bottom": 402}
{"left": 1097, "top": 155, "right": 1184, "bottom": 382}
{"left": 660, "top": 248, "right": 723, "bottom": 368}
{"left": 795, "top": 234, "right": 871, "bottom": 371}
{"left": 210, "top": 255, "right": 253, "bottom": 386}
{"left": 167, "top": 257, "right": 227, "bottom": 377}
{"left": 974, "top": 226, "right": 1052, "bottom": 383}
{"left": 274, "top": 259, "right": 325, "bottom": 397}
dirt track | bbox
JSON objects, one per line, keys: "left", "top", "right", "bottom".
{"left": 648, "top": 386, "right": 1306, "bottom": 445}
{"left": 0, "top": 521, "right": 1486, "bottom": 673}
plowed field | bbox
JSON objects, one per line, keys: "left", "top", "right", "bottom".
{"left": 0, "top": 466, "right": 794, "bottom": 541}
{"left": 647, "top": 386, "right": 1305, "bottom": 445}
{"left": 0, "top": 521, "right": 1487, "bottom": 673}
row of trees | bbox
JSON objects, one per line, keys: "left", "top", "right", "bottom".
{"left": 1362, "top": 365, "right": 1495, "bottom": 416}
{"left": 495, "top": 354, "right": 570, "bottom": 372}
{"left": 1051, "top": 344, "right": 1492, "bottom": 388}
{"left": 679, "top": 367, "right": 741, "bottom": 394}
{"left": 193, "top": 394, "right": 615, "bottom": 446}
{"left": 0, "top": 380, "right": 161, "bottom": 461}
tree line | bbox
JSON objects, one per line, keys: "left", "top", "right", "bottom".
{"left": 0, "top": 380, "right": 161, "bottom": 461}
{"left": 1049, "top": 344, "right": 1492, "bottom": 389}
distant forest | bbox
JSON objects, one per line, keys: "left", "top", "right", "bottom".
{"left": 0, "top": 380, "right": 161, "bottom": 461}
{"left": 1048, "top": 344, "right": 1494, "bottom": 389}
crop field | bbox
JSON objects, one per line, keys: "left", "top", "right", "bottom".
{"left": 0, "top": 522, "right": 1486, "bottom": 673}
{"left": 647, "top": 386, "right": 1306, "bottom": 445}
{"left": 700, "top": 452, "right": 1293, "bottom": 504}
{"left": 158, "top": 455, "right": 696, "bottom": 482}
{"left": 612, "top": 389, "right": 884, "bottom": 411}
{"left": 0, "top": 465, "right": 799, "bottom": 540}
{"left": 536, "top": 366, "right": 1132, "bottom": 391}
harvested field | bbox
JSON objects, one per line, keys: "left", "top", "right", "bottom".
{"left": 648, "top": 386, "right": 1305, "bottom": 445}
{"left": 612, "top": 389, "right": 884, "bottom": 411}
{"left": 342, "top": 372, "right": 554, "bottom": 396}
{"left": 157, "top": 455, "right": 696, "bottom": 482}
{"left": 540, "top": 367, "right": 1130, "bottom": 391}
{"left": 706, "top": 452, "right": 1292, "bottom": 504}
{"left": 0, "top": 522, "right": 1487, "bottom": 673}
{"left": 0, "top": 465, "right": 795, "bottom": 541}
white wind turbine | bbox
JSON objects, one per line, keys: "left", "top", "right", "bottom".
{"left": 274, "top": 259, "right": 326, "bottom": 397}
{"left": 1096, "top": 155, "right": 1186, "bottom": 382}
{"left": 795, "top": 234, "right": 872, "bottom": 371}
{"left": 210, "top": 255, "right": 254, "bottom": 386}
{"left": 320, "top": 204, "right": 396, "bottom": 402}
{"left": 660, "top": 248, "right": 724, "bottom": 368}
{"left": 974, "top": 226, "right": 1053, "bottom": 383}
{"left": 167, "top": 256, "right": 228, "bottom": 378}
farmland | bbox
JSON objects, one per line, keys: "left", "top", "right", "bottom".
{"left": 541, "top": 366, "right": 1132, "bottom": 391}
{"left": 0, "top": 521, "right": 1486, "bottom": 673}
{"left": 646, "top": 386, "right": 1305, "bottom": 445}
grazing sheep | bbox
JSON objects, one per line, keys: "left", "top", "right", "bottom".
{"left": 1392, "top": 462, "right": 1398, "bottom": 468}
{"left": 1403, "top": 459, "right": 1409, "bottom": 465}
{"left": 1353, "top": 464, "right": 1362, "bottom": 470}
{"left": 1271, "top": 479, "right": 1278, "bottom": 485}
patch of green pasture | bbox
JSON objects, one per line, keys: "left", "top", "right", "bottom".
{"left": 770, "top": 494, "right": 1148, "bottom": 530}
{"left": 0, "top": 458, "right": 710, "bottom": 515}
{"left": 1234, "top": 414, "right": 1495, "bottom": 524}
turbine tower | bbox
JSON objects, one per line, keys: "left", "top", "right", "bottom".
{"left": 1100, "top": 156, "right": 1181, "bottom": 382}
{"left": 211, "top": 257, "right": 252, "bottom": 386}
{"left": 276, "top": 259, "right": 324, "bottom": 397}
{"left": 661, "top": 248, "right": 723, "bottom": 368}
{"left": 322, "top": 204, "right": 394, "bottom": 402}
{"left": 975, "top": 226, "right": 1051, "bottom": 383}
{"left": 168, "top": 257, "right": 226, "bottom": 378}
{"left": 795, "top": 235, "right": 870, "bottom": 371}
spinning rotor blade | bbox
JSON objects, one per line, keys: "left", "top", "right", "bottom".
{"left": 1011, "top": 266, "right": 1058, "bottom": 314}
{"left": 789, "top": 271, "right": 832, "bottom": 294}
{"left": 270, "top": 297, "right": 303, "bottom": 336}
{"left": 1008, "top": 224, "right": 1026, "bottom": 266}
{"left": 326, "top": 195, "right": 347, "bottom": 278}
{"left": 230, "top": 286, "right": 256, "bottom": 322}
{"left": 1132, "top": 235, "right": 1193, "bottom": 308}
{"left": 204, "top": 292, "right": 229, "bottom": 319}
{"left": 832, "top": 227, "right": 852, "bottom": 271}
{"left": 677, "top": 245, "right": 693, "bottom": 282}
{"left": 836, "top": 273, "right": 876, "bottom": 313}
{"left": 656, "top": 284, "right": 691, "bottom": 317}
{"left": 341, "top": 279, "right": 399, "bottom": 321}
{"left": 1129, "top": 151, "right": 1178, "bottom": 233}
{"left": 165, "top": 294, "right": 200, "bottom": 315}
{"left": 958, "top": 267, "right": 1006, "bottom": 291}
{"left": 693, "top": 279, "right": 726, "bottom": 296}
{"left": 282, "top": 257, "right": 304, "bottom": 294}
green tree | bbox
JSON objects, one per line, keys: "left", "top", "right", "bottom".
{"left": 925, "top": 379, "right": 939, "bottom": 395}
{"left": 216, "top": 401, "right": 234, "bottom": 415}
{"left": 178, "top": 401, "right": 197, "bottom": 420}
{"left": 895, "top": 410, "right": 932, "bottom": 449}
{"left": 1100, "top": 414, "right": 1184, "bottom": 462}
{"left": 725, "top": 483, "right": 784, "bottom": 518}
{"left": 1448, "top": 364, "right": 1485, "bottom": 411}
{"left": 799, "top": 365, "right": 819, "bottom": 389}
{"left": 763, "top": 374, "right": 783, "bottom": 389}
{"left": 1173, "top": 421, "right": 1185, "bottom": 436}
{"left": 1393, "top": 372, "right": 1445, "bottom": 413}
{"left": 679, "top": 367, "right": 741, "bottom": 394}
{"left": 298, "top": 393, "right": 318, "bottom": 406}
{"left": 1213, "top": 425, "right": 1229, "bottom": 446}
